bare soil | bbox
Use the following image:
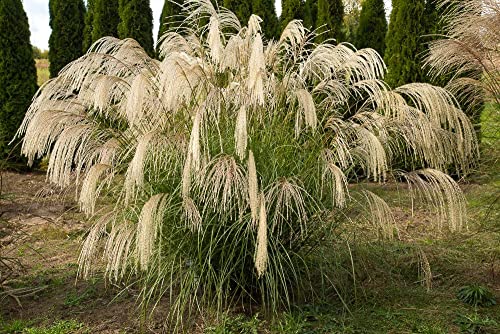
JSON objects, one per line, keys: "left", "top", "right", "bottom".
{"left": 0, "top": 171, "right": 166, "bottom": 333}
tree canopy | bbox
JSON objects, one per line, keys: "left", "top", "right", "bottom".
{"left": 83, "top": 0, "right": 95, "bottom": 51}
{"left": 280, "top": 0, "right": 305, "bottom": 32}
{"left": 158, "top": 0, "right": 186, "bottom": 44}
{"left": 304, "top": 0, "right": 318, "bottom": 30}
{"left": 224, "top": 0, "right": 253, "bottom": 24}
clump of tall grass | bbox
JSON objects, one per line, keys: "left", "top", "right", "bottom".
{"left": 425, "top": 0, "right": 499, "bottom": 109}
{"left": 16, "top": 0, "right": 478, "bottom": 329}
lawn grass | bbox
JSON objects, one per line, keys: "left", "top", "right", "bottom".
{"left": 35, "top": 59, "right": 49, "bottom": 87}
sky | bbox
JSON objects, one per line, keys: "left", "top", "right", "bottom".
{"left": 24, "top": 0, "right": 392, "bottom": 50}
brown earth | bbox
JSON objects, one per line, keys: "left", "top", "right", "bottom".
{"left": 0, "top": 172, "right": 168, "bottom": 333}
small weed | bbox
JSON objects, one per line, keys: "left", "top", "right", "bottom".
{"left": 0, "top": 319, "right": 33, "bottom": 334}
{"left": 204, "top": 313, "right": 261, "bottom": 334}
{"left": 454, "top": 312, "right": 498, "bottom": 334}
{"left": 412, "top": 324, "right": 447, "bottom": 334}
{"left": 64, "top": 286, "right": 96, "bottom": 307}
{"left": 272, "top": 313, "right": 308, "bottom": 334}
{"left": 457, "top": 285, "right": 496, "bottom": 307}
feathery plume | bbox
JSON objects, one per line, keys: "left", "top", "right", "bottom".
{"left": 80, "top": 164, "right": 112, "bottom": 216}
{"left": 248, "top": 33, "right": 266, "bottom": 106}
{"left": 136, "top": 194, "right": 168, "bottom": 270}
{"left": 247, "top": 150, "right": 259, "bottom": 225}
{"left": 255, "top": 193, "right": 268, "bottom": 278}
{"left": 235, "top": 106, "right": 248, "bottom": 160}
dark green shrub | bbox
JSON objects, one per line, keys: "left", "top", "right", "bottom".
{"left": 457, "top": 284, "right": 496, "bottom": 307}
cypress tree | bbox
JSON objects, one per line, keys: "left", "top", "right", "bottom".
{"left": 0, "top": 0, "right": 37, "bottom": 159}
{"left": 82, "top": 0, "right": 94, "bottom": 52}
{"left": 223, "top": 0, "right": 252, "bottom": 24}
{"left": 280, "top": 0, "right": 305, "bottom": 32}
{"left": 118, "top": 0, "right": 155, "bottom": 56}
{"left": 252, "top": 0, "right": 279, "bottom": 39}
{"left": 48, "top": 0, "right": 86, "bottom": 78}
{"left": 356, "top": 0, "right": 387, "bottom": 56}
{"left": 304, "top": 0, "right": 318, "bottom": 30}
{"left": 92, "top": 0, "right": 120, "bottom": 42}
{"left": 384, "top": 0, "right": 426, "bottom": 87}
{"left": 343, "top": 6, "right": 361, "bottom": 45}
{"left": 316, "top": 0, "right": 345, "bottom": 43}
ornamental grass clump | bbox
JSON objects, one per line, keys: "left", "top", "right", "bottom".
{"left": 425, "top": 0, "right": 499, "bottom": 109}
{"left": 16, "top": 0, "right": 477, "bottom": 328}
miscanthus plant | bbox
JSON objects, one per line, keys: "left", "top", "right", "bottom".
{"left": 425, "top": 0, "right": 500, "bottom": 109}
{"left": 16, "top": 0, "right": 477, "bottom": 328}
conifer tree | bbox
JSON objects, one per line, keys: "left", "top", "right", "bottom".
{"left": 48, "top": 0, "right": 86, "bottom": 78}
{"left": 304, "top": 0, "right": 318, "bottom": 30}
{"left": 0, "top": 0, "right": 37, "bottom": 159}
{"left": 158, "top": 0, "right": 185, "bottom": 43}
{"left": 343, "top": 5, "right": 361, "bottom": 45}
{"left": 316, "top": 0, "right": 345, "bottom": 43}
{"left": 224, "top": 0, "right": 252, "bottom": 24}
{"left": 280, "top": 0, "right": 305, "bottom": 32}
{"left": 118, "top": 0, "right": 155, "bottom": 56}
{"left": 92, "top": 0, "right": 120, "bottom": 42}
{"left": 384, "top": 0, "right": 426, "bottom": 87}
{"left": 252, "top": 0, "right": 279, "bottom": 39}
{"left": 82, "top": 0, "right": 95, "bottom": 52}
{"left": 356, "top": 0, "right": 387, "bottom": 56}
